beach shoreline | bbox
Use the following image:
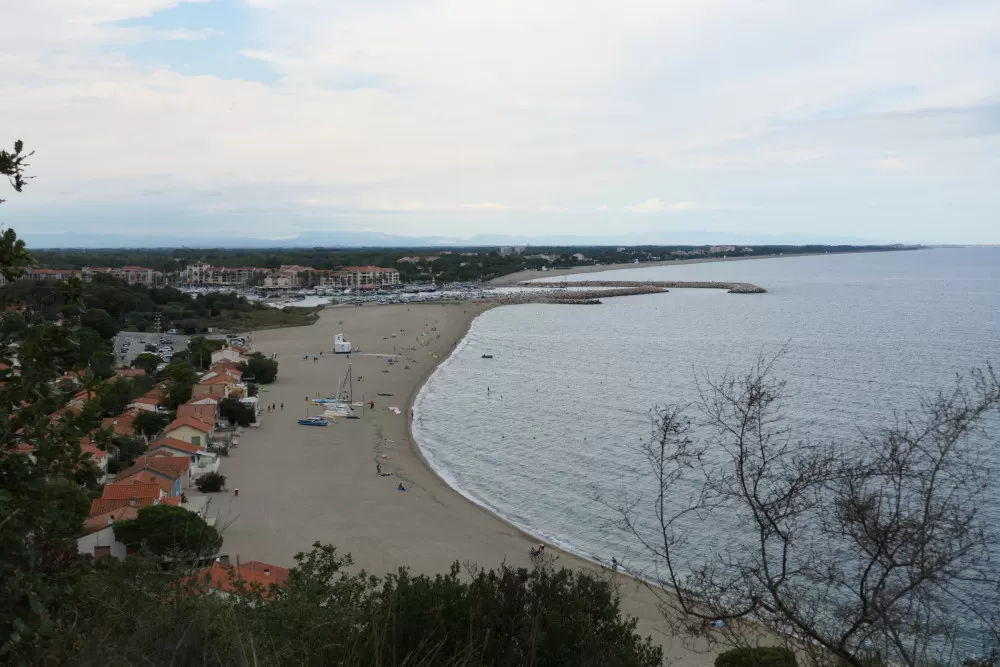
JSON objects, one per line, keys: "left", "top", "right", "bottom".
{"left": 490, "top": 248, "right": 909, "bottom": 285}
{"left": 214, "top": 299, "right": 716, "bottom": 663}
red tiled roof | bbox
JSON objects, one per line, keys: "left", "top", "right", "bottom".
{"left": 102, "top": 482, "right": 162, "bottom": 501}
{"left": 114, "top": 470, "right": 176, "bottom": 494}
{"left": 177, "top": 404, "right": 216, "bottom": 424}
{"left": 196, "top": 561, "right": 290, "bottom": 597}
{"left": 134, "top": 453, "right": 191, "bottom": 476}
{"left": 72, "top": 389, "right": 97, "bottom": 403}
{"left": 145, "top": 387, "right": 166, "bottom": 401}
{"left": 89, "top": 496, "right": 155, "bottom": 517}
{"left": 79, "top": 437, "right": 107, "bottom": 460}
{"left": 149, "top": 437, "right": 205, "bottom": 455}
{"left": 161, "top": 496, "right": 182, "bottom": 507}
{"left": 82, "top": 505, "right": 140, "bottom": 532}
{"left": 164, "top": 416, "right": 212, "bottom": 433}
{"left": 199, "top": 374, "right": 235, "bottom": 386}
{"left": 130, "top": 396, "right": 160, "bottom": 406}
{"left": 101, "top": 411, "right": 138, "bottom": 437}
{"left": 115, "top": 368, "right": 146, "bottom": 377}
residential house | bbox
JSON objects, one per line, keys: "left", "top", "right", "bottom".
{"left": 148, "top": 437, "right": 221, "bottom": 479}
{"left": 90, "top": 483, "right": 163, "bottom": 516}
{"left": 192, "top": 559, "right": 290, "bottom": 599}
{"left": 101, "top": 410, "right": 139, "bottom": 438}
{"left": 191, "top": 372, "right": 239, "bottom": 400}
{"left": 114, "top": 368, "right": 146, "bottom": 379}
{"left": 77, "top": 506, "right": 138, "bottom": 561}
{"left": 79, "top": 437, "right": 109, "bottom": 484}
{"left": 177, "top": 400, "right": 218, "bottom": 426}
{"left": 163, "top": 415, "right": 214, "bottom": 448}
{"left": 127, "top": 395, "right": 162, "bottom": 413}
{"left": 211, "top": 347, "right": 247, "bottom": 365}
{"left": 116, "top": 454, "right": 188, "bottom": 496}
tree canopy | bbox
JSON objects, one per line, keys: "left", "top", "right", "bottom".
{"left": 239, "top": 352, "right": 278, "bottom": 384}
{"left": 113, "top": 504, "right": 222, "bottom": 558}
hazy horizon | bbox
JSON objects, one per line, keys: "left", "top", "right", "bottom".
{"left": 4, "top": 1, "right": 999, "bottom": 244}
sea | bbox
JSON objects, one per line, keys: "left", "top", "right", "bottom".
{"left": 413, "top": 247, "right": 1000, "bottom": 648}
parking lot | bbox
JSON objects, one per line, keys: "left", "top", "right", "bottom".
{"left": 114, "top": 332, "right": 194, "bottom": 367}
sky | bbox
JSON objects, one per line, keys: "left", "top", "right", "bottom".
{"left": 2, "top": 0, "right": 1000, "bottom": 245}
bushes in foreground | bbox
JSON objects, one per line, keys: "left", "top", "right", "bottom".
{"left": 716, "top": 647, "right": 798, "bottom": 667}
{"left": 52, "top": 543, "right": 662, "bottom": 666}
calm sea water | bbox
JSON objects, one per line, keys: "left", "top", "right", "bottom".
{"left": 414, "top": 247, "right": 1000, "bottom": 588}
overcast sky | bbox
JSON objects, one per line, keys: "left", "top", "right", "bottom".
{"left": 3, "top": 0, "right": 999, "bottom": 244}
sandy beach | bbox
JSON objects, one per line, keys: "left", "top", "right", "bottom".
{"left": 213, "top": 301, "right": 716, "bottom": 664}
{"left": 490, "top": 249, "right": 903, "bottom": 285}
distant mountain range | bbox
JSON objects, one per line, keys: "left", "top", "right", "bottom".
{"left": 21, "top": 229, "right": 891, "bottom": 249}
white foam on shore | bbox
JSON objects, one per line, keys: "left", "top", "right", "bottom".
{"left": 411, "top": 308, "right": 617, "bottom": 571}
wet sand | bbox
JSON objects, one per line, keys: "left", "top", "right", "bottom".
{"left": 215, "top": 302, "right": 715, "bottom": 664}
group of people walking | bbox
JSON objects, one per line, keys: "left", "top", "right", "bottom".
{"left": 265, "top": 402, "right": 283, "bottom": 413}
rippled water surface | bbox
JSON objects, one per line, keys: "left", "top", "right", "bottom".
{"left": 414, "top": 248, "right": 1000, "bottom": 578}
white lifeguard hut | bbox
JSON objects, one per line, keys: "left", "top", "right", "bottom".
{"left": 334, "top": 332, "right": 352, "bottom": 354}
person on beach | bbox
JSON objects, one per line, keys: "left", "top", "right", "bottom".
{"left": 612, "top": 557, "right": 618, "bottom": 572}
{"left": 234, "top": 488, "right": 239, "bottom": 497}
{"left": 280, "top": 402, "right": 284, "bottom": 410}
{"left": 376, "top": 462, "right": 382, "bottom": 475}
{"left": 397, "top": 483, "right": 405, "bottom": 491}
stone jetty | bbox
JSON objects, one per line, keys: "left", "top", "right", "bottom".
{"left": 523, "top": 280, "right": 767, "bottom": 294}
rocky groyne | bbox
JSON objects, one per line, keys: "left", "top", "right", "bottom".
{"left": 485, "top": 285, "right": 668, "bottom": 306}
{"left": 523, "top": 280, "right": 767, "bottom": 294}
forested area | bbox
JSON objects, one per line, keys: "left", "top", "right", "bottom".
{"left": 0, "top": 273, "right": 319, "bottom": 333}
{"left": 28, "top": 243, "right": 909, "bottom": 284}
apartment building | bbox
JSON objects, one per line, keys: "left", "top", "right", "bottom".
{"left": 184, "top": 262, "right": 267, "bottom": 286}
{"left": 340, "top": 266, "right": 400, "bottom": 290}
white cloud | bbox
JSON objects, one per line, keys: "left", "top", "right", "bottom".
{"left": 594, "top": 205, "right": 610, "bottom": 212}
{"left": 157, "top": 28, "right": 223, "bottom": 41}
{"left": 458, "top": 202, "right": 507, "bottom": 211}
{"left": 625, "top": 198, "right": 700, "bottom": 213}
{"left": 2, "top": 0, "right": 999, "bottom": 242}
{"left": 539, "top": 205, "right": 568, "bottom": 212}
{"left": 869, "top": 154, "right": 911, "bottom": 170}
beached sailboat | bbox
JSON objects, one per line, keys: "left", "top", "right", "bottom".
{"left": 297, "top": 416, "right": 328, "bottom": 427}
{"left": 320, "top": 364, "right": 358, "bottom": 418}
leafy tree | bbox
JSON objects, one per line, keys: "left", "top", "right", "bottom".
{"left": 239, "top": 352, "right": 278, "bottom": 384}
{"left": 612, "top": 353, "right": 1000, "bottom": 667}
{"left": 132, "top": 411, "right": 168, "bottom": 439}
{"left": 187, "top": 336, "right": 224, "bottom": 370}
{"left": 218, "top": 397, "right": 254, "bottom": 427}
{"left": 112, "top": 435, "right": 147, "bottom": 466}
{"left": 99, "top": 377, "right": 134, "bottom": 416}
{"left": 0, "top": 211, "right": 98, "bottom": 658}
{"left": 246, "top": 381, "right": 259, "bottom": 397}
{"left": 195, "top": 472, "right": 227, "bottom": 493}
{"left": 80, "top": 308, "right": 118, "bottom": 340}
{"left": 163, "top": 360, "right": 197, "bottom": 386}
{"left": 131, "top": 352, "right": 162, "bottom": 375}
{"left": 88, "top": 350, "right": 115, "bottom": 380}
{"left": 166, "top": 381, "right": 192, "bottom": 410}
{"left": 0, "top": 139, "right": 32, "bottom": 206}
{"left": 114, "top": 504, "right": 222, "bottom": 558}
{"left": 75, "top": 327, "right": 111, "bottom": 367}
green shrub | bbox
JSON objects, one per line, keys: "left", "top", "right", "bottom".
{"left": 716, "top": 646, "right": 798, "bottom": 667}
{"left": 195, "top": 472, "right": 227, "bottom": 493}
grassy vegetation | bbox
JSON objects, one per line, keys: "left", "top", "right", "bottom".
{"left": 0, "top": 273, "right": 320, "bottom": 334}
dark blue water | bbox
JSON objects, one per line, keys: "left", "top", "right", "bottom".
{"left": 414, "top": 247, "right": 999, "bottom": 651}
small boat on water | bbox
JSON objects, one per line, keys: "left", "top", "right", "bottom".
{"left": 482, "top": 354, "right": 493, "bottom": 359}
{"left": 297, "top": 417, "right": 328, "bottom": 427}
